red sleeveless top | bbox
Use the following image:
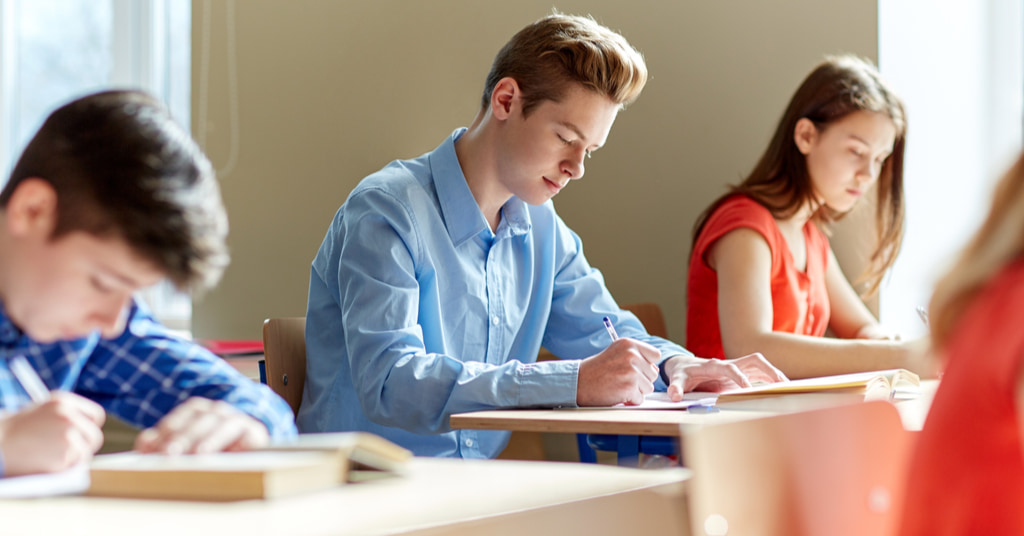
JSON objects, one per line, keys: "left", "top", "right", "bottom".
{"left": 686, "top": 195, "right": 830, "bottom": 358}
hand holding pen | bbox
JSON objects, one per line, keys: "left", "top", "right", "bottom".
{"left": 0, "top": 356, "right": 105, "bottom": 476}
{"left": 574, "top": 316, "right": 662, "bottom": 407}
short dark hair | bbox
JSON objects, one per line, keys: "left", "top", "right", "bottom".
{"left": 0, "top": 90, "right": 229, "bottom": 292}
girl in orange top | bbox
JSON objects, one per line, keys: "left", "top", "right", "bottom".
{"left": 687, "top": 55, "right": 928, "bottom": 378}
{"left": 899, "top": 154, "right": 1024, "bottom": 535}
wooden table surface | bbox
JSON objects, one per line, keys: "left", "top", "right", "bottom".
{"left": 0, "top": 458, "right": 691, "bottom": 536}
{"left": 450, "top": 380, "right": 939, "bottom": 437}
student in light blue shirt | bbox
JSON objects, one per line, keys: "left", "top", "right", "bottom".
{"left": 299, "top": 13, "right": 785, "bottom": 458}
{"left": 0, "top": 91, "right": 295, "bottom": 477}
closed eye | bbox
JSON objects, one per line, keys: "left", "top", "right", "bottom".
{"left": 90, "top": 276, "right": 114, "bottom": 294}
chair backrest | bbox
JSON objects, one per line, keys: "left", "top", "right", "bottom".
{"left": 622, "top": 302, "right": 668, "bottom": 338}
{"left": 684, "top": 400, "right": 912, "bottom": 536}
{"left": 262, "top": 317, "right": 307, "bottom": 416}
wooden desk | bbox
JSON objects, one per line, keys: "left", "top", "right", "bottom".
{"left": 451, "top": 380, "right": 939, "bottom": 464}
{"left": 0, "top": 458, "right": 691, "bottom": 536}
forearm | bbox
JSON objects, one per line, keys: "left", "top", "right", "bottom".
{"left": 360, "top": 355, "right": 579, "bottom": 433}
{"left": 723, "top": 331, "right": 912, "bottom": 379}
{"left": 210, "top": 382, "right": 297, "bottom": 440}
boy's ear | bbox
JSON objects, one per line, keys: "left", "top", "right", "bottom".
{"left": 793, "top": 118, "right": 819, "bottom": 155}
{"left": 5, "top": 178, "right": 58, "bottom": 239}
{"left": 490, "top": 77, "right": 521, "bottom": 121}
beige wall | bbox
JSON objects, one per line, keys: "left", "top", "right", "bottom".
{"left": 192, "top": 0, "right": 878, "bottom": 342}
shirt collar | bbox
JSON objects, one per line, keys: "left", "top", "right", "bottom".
{"left": 430, "top": 128, "right": 532, "bottom": 246}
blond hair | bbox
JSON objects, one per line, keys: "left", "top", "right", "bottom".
{"left": 930, "top": 152, "right": 1024, "bottom": 349}
{"left": 482, "top": 12, "right": 647, "bottom": 115}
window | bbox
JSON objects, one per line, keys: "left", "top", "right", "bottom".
{"left": 0, "top": 0, "right": 193, "bottom": 330}
{"left": 877, "top": 0, "right": 1023, "bottom": 336}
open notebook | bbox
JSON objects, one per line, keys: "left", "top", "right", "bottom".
{"left": 88, "top": 432, "right": 411, "bottom": 501}
{"left": 600, "top": 369, "right": 921, "bottom": 410}
{"left": 703, "top": 369, "right": 921, "bottom": 403}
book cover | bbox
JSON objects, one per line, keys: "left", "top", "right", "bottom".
{"left": 88, "top": 450, "right": 344, "bottom": 501}
{"left": 87, "top": 432, "right": 411, "bottom": 501}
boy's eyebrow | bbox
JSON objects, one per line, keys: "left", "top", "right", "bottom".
{"left": 97, "top": 264, "right": 143, "bottom": 289}
{"left": 557, "top": 121, "right": 603, "bottom": 149}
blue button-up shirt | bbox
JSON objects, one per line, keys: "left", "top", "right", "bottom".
{"left": 298, "top": 129, "right": 691, "bottom": 458}
{"left": 0, "top": 299, "right": 296, "bottom": 475}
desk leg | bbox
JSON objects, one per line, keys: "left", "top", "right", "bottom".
{"left": 616, "top": 435, "right": 640, "bottom": 467}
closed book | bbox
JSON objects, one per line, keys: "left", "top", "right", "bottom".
{"left": 88, "top": 432, "right": 411, "bottom": 501}
{"left": 261, "top": 432, "right": 413, "bottom": 474}
{"left": 88, "top": 450, "right": 343, "bottom": 501}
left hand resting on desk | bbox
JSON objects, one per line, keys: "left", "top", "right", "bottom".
{"left": 662, "top": 353, "right": 788, "bottom": 401}
{"left": 134, "top": 397, "right": 270, "bottom": 455}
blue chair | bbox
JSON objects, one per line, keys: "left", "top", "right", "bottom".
{"left": 584, "top": 434, "right": 677, "bottom": 466}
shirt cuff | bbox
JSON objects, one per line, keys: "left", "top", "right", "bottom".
{"left": 515, "top": 359, "right": 580, "bottom": 408}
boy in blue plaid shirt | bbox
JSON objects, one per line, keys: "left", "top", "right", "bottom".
{"left": 0, "top": 90, "right": 295, "bottom": 477}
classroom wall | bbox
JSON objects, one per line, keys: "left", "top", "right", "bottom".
{"left": 191, "top": 0, "right": 878, "bottom": 342}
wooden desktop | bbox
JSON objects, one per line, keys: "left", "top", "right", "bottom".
{"left": 450, "top": 380, "right": 938, "bottom": 464}
{"left": 0, "top": 458, "right": 690, "bottom": 536}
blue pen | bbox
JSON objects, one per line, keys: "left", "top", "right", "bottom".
{"left": 602, "top": 316, "right": 619, "bottom": 342}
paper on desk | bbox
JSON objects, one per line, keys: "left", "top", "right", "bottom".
{"left": 569, "top": 391, "right": 718, "bottom": 410}
{"left": 0, "top": 463, "right": 90, "bottom": 498}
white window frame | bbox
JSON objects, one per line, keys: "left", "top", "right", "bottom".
{"left": 0, "top": 0, "right": 193, "bottom": 331}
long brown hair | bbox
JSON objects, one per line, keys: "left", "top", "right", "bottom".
{"left": 692, "top": 55, "right": 907, "bottom": 296}
{"left": 929, "top": 152, "right": 1024, "bottom": 350}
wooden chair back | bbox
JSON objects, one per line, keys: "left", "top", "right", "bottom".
{"left": 623, "top": 302, "right": 668, "bottom": 338}
{"left": 262, "top": 317, "right": 307, "bottom": 416}
{"left": 683, "top": 400, "right": 912, "bottom": 536}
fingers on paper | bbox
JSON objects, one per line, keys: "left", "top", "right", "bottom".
{"left": 731, "top": 352, "right": 788, "bottom": 383}
{"left": 135, "top": 397, "right": 269, "bottom": 455}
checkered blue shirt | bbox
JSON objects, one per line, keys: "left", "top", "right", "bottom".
{"left": 0, "top": 298, "right": 296, "bottom": 471}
